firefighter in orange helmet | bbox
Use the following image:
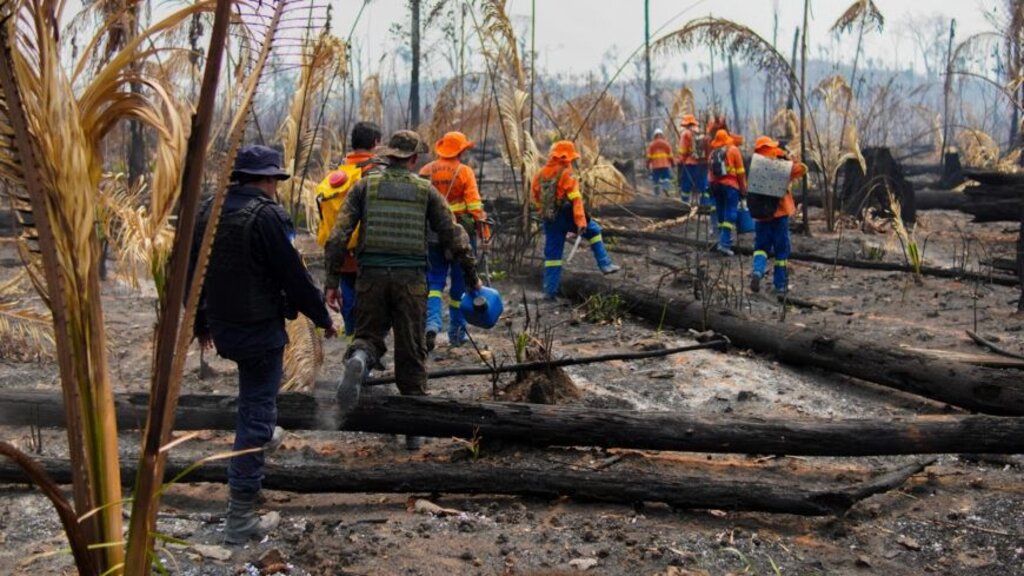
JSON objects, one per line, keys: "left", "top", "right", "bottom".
{"left": 419, "top": 131, "right": 489, "bottom": 348}
{"left": 676, "top": 114, "right": 709, "bottom": 207}
{"left": 707, "top": 129, "right": 747, "bottom": 256}
{"left": 531, "top": 140, "right": 619, "bottom": 298}
{"left": 747, "top": 136, "right": 807, "bottom": 294}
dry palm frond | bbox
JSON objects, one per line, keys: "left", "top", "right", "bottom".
{"left": 557, "top": 92, "right": 625, "bottom": 163}
{"left": 359, "top": 73, "right": 383, "bottom": 127}
{"left": 425, "top": 74, "right": 463, "bottom": 144}
{"left": 813, "top": 74, "right": 854, "bottom": 113}
{"left": 580, "top": 162, "right": 633, "bottom": 207}
{"left": 278, "top": 32, "right": 347, "bottom": 214}
{"left": 669, "top": 86, "right": 695, "bottom": 125}
{"left": 768, "top": 107, "right": 801, "bottom": 153}
{"left": 0, "top": 1, "right": 217, "bottom": 570}
{"left": 281, "top": 316, "right": 323, "bottom": 391}
{"left": 653, "top": 17, "right": 795, "bottom": 83}
{"left": 0, "top": 298, "right": 54, "bottom": 360}
{"left": 480, "top": 0, "right": 524, "bottom": 86}
{"left": 957, "top": 128, "right": 1000, "bottom": 167}
{"left": 472, "top": 0, "right": 537, "bottom": 202}
{"left": 0, "top": 270, "right": 52, "bottom": 360}
{"left": 830, "top": 0, "right": 884, "bottom": 35}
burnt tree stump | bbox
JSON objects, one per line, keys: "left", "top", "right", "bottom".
{"left": 841, "top": 147, "right": 915, "bottom": 223}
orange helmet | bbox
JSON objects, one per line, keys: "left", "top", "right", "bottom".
{"left": 754, "top": 136, "right": 779, "bottom": 151}
{"left": 549, "top": 140, "right": 580, "bottom": 162}
{"left": 681, "top": 114, "right": 699, "bottom": 127}
{"left": 709, "top": 129, "right": 732, "bottom": 149}
{"left": 434, "top": 131, "right": 474, "bottom": 159}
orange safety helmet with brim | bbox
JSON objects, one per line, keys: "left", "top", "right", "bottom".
{"left": 434, "top": 131, "right": 474, "bottom": 159}
{"left": 709, "top": 129, "right": 733, "bottom": 149}
{"left": 548, "top": 140, "right": 581, "bottom": 162}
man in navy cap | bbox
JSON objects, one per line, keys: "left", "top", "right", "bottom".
{"left": 190, "top": 144, "right": 337, "bottom": 544}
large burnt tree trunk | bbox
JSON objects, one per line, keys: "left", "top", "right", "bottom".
{"left": 0, "top": 455, "right": 931, "bottom": 517}
{"left": 601, "top": 228, "right": 1020, "bottom": 287}
{"left": 840, "top": 147, "right": 915, "bottom": 222}
{"left": 561, "top": 273, "right": 1024, "bottom": 415}
{"left": 3, "top": 391, "right": 1024, "bottom": 455}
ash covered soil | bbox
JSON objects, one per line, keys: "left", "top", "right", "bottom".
{"left": 2, "top": 205, "right": 1024, "bottom": 575}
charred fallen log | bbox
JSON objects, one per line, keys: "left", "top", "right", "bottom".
{"left": 957, "top": 169, "right": 1024, "bottom": 223}
{"left": 601, "top": 228, "right": 1020, "bottom": 287}
{"left": 3, "top": 391, "right": 1024, "bottom": 454}
{"left": 561, "top": 273, "right": 1024, "bottom": 415}
{"left": 0, "top": 454, "right": 931, "bottom": 516}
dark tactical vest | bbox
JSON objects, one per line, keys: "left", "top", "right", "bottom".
{"left": 539, "top": 168, "right": 568, "bottom": 221}
{"left": 202, "top": 191, "right": 283, "bottom": 323}
{"left": 360, "top": 171, "right": 430, "bottom": 260}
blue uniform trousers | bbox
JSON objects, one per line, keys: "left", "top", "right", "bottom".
{"left": 229, "top": 346, "right": 284, "bottom": 495}
{"left": 426, "top": 243, "right": 468, "bottom": 344}
{"left": 543, "top": 206, "right": 613, "bottom": 297}
{"left": 339, "top": 273, "right": 357, "bottom": 337}
{"left": 714, "top": 184, "right": 740, "bottom": 251}
{"left": 651, "top": 167, "right": 673, "bottom": 197}
{"left": 752, "top": 216, "right": 791, "bottom": 292}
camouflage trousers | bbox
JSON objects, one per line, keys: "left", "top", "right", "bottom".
{"left": 348, "top": 267, "right": 428, "bottom": 395}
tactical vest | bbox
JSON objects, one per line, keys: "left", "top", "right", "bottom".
{"left": 360, "top": 171, "right": 430, "bottom": 258}
{"left": 539, "top": 168, "right": 568, "bottom": 221}
{"left": 202, "top": 191, "right": 283, "bottom": 323}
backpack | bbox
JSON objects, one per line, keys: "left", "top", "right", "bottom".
{"left": 710, "top": 147, "right": 728, "bottom": 178}
{"left": 690, "top": 132, "right": 708, "bottom": 160}
{"left": 315, "top": 160, "right": 371, "bottom": 247}
{"left": 746, "top": 193, "right": 779, "bottom": 219}
{"left": 539, "top": 168, "right": 568, "bottom": 221}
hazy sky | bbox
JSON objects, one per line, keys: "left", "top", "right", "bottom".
{"left": 345, "top": 0, "right": 996, "bottom": 79}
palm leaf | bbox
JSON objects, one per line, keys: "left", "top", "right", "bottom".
{"left": 281, "top": 316, "right": 324, "bottom": 392}
{"left": 359, "top": 74, "right": 383, "bottom": 127}
{"left": 653, "top": 17, "right": 795, "bottom": 84}
{"left": 830, "top": 0, "right": 884, "bottom": 35}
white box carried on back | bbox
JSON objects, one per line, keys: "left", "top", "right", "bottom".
{"left": 747, "top": 154, "right": 793, "bottom": 198}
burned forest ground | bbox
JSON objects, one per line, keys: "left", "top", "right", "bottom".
{"left": 1, "top": 194, "right": 1024, "bottom": 575}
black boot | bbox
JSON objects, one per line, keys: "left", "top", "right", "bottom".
{"left": 224, "top": 489, "right": 261, "bottom": 545}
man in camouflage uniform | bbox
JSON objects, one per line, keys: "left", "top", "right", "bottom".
{"left": 324, "top": 130, "right": 479, "bottom": 447}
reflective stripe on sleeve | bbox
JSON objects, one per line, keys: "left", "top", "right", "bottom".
{"left": 544, "top": 260, "right": 563, "bottom": 267}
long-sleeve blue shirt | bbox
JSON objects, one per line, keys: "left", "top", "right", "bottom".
{"left": 189, "top": 185, "right": 332, "bottom": 361}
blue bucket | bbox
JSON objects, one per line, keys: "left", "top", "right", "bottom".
{"left": 737, "top": 201, "right": 755, "bottom": 234}
{"left": 459, "top": 286, "right": 504, "bottom": 329}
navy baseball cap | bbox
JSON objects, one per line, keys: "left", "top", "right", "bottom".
{"left": 232, "top": 145, "right": 291, "bottom": 180}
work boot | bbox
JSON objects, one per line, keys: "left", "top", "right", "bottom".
{"left": 715, "top": 244, "right": 734, "bottom": 257}
{"left": 425, "top": 330, "right": 437, "bottom": 352}
{"left": 265, "top": 426, "right": 285, "bottom": 453}
{"left": 337, "top": 350, "right": 369, "bottom": 417}
{"left": 224, "top": 489, "right": 261, "bottom": 545}
{"left": 600, "top": 263, "right": 621, "bottom": 275}
{"left": 749, "top": 273, "right": 761, "bottom": 294}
